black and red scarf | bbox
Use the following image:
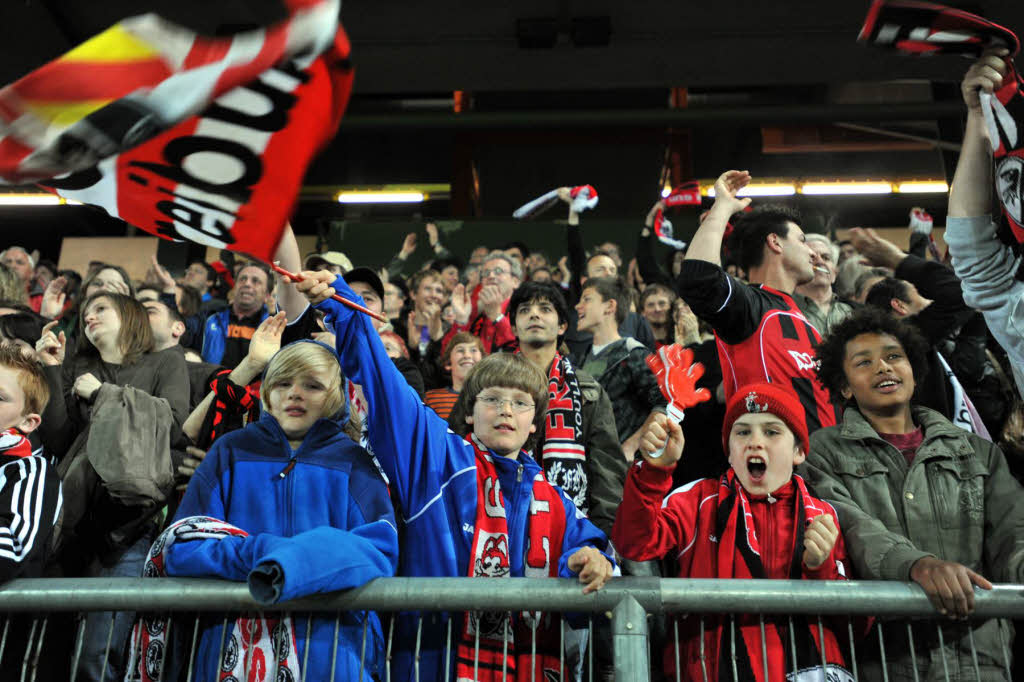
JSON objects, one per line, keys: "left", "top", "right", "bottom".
{"left": 530, "top": 352, "right": 587, "bottom": 514}
{"left": 695, "top": 471, "right": 852, "bottom": 682}
{"left": 860, "top": 0, "right": 1024, "bottom": 257}
{"left": 457, "top": 435, "right": 566, "bottom": 682}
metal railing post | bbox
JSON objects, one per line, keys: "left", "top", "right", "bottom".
{"left": 612, "top": 595, "right": 649, "bottom": 682}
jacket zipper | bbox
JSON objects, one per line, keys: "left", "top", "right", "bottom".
{"left": 276, "top": 457, "right": 297, "bottom": 479}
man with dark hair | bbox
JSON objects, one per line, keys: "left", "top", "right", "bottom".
{"left": 200, "top": 226, "right": 317, "bottom": 369}
{"left": 507, "top": 281, "right": 626, "bottom": 537}
{"left": 677, "top": 170, "right": 837, "bottom": 434}
{"left": 182, "top": 260, "right": 217, "bottom": 301}
{"left": 576, "top": 277, "right": 666, "bottom": 461}
{"left": 802, "top": 307, "right": 1024, "bottom": 680}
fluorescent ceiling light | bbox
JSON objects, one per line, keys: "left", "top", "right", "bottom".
{"left": 896, "top": 181, "right": 949, "bottom": 194}
{"left": 800, "top": 182, "right": 892, "bottom": 196}
{"left": 337, "top": 191, "right": 425, "bottom": 204}
{"left": 706, "top": 183, "right": 796, "bottom": 197}
{"left": 0, "top": 194, "right": 63, "bottom": 206}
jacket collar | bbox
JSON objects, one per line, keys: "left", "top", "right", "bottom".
{"left": 839, "top": 405, "right": 967, "bottom": 445}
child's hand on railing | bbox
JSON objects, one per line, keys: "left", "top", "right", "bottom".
{"left": 567, "top": 546, "right": 613, "bottom": 594}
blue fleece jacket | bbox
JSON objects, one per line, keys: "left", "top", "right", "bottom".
{"left": 166, "top": 346, "right": 398, "bottom": 681}
{"left": 317, "top": 276, "right": 613, "bottom": 681}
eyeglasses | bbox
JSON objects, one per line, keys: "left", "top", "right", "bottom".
{"left": 480, "top": 268, "right": 510, "bottom": 277}
{"left": 477, "top": 395, "right": 535, "bottom": 413}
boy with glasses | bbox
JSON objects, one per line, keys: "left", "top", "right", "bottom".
{"left": 298, "top": 270, "right": 614, "bottom": 682}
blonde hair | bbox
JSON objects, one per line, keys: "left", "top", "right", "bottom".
{"left": 0, "top": 345, "right": 49, "bottom": 416}
{"left": 260, "top": 342, "right": 344, "bottom": 420}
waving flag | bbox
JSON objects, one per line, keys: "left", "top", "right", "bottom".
{"left": 652, "top": 180, "right": 701, "bottom": 250}
{"left": 0, "top": 0, "right": 352, "bottom": 261}
{"left": 512, "top": 185, "right": 599, "bottom": 219}
{"left": 859, "top": 0, "right": 1024, "bottom": 248}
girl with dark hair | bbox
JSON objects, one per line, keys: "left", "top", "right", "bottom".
{"left": 34, "top": 291, "right": 188, "bottom": 682}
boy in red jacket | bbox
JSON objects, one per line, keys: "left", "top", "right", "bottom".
{"left": 612, "top": 382, "right": 854, "bottom": 681}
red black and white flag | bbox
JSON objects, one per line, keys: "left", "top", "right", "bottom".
{"left": 512, "top": 185, "right": 599, "bottom": 219}
{"left": 859, "top": 0, "right": 1024, "bottom": 247}
{"left": 653, "top": 180, "right": 701, "bottom": 250}
{"left": 0, "top": 0, "right": 352, "bottom": 262}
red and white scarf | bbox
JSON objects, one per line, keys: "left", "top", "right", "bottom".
{"left": 1, "top": 0, "right": 353, "bottom": 262}
{"left": 0, "top": 428, "right": 33, "bottom": 458}
{"left": 458, "top": 435, "right": 566, "bottom": 682}
{"left": 512, "top": 185, "right": 599, "bottom": 219}
{"left": 125, "top": 516, "right": 301, "bottom": 682}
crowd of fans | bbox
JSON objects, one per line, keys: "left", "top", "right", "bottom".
{"left": 0, "top": 52, "right": 1021, "bottom": 681}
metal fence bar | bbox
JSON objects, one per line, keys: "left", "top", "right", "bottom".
{"left": 1, "top": 578, "right": 1020, "bottom": 618}
{"left": 413, "top": 615, "right": 422, "bottom": 682}
{"left": 70, "top": 614, "right": 86, "bottom": 682}
{"left": 877, "top": 620, "right": 889, "bottom": 682}
{"left": 214, "top": 615, "right": 227, "bottom": 682}
{"left": 729, "top": 614, "right": 738, "bottom": 681}
{"left": 847, "top": 617, "right": 858, "bottom": 682}
{"left": 758, "top": 615, "right": 768, "bottom": 680}
{"left": 698, "top": 617, "right": 707, "bottom": 682}
{"left": 612, "top": 595, "right": 649, "bottom": 682}
{"left": 967, "top": 625, "right": 981, "bottom": 681}
{"left": 0, "top": 615, "right": 9, "bottom": 667}
{"left": 28, "top": 616, "right": 47, "bottom": 682}
{"left": 816, "top": 615, "right": 827, "bottom": 675}
{"left": 936, "top": 624, "right": 950, "bottom": 682}
{"left": 906, "top": 621, "right": 920, "bottom": 682}
{"left": 302, "top": 612, "right": 313, "bottom": 676}
{"left": 19, "top": 617, "right": 36, "bottom": 682}
{"left": 186, "top": 615, "right": 200, "bottom": 682}
{"left": 329, "top": 613, "right": 340, "bottom": 681}
{"left": 587, "top": 615, "right": 593, "bottom": 682}
{"left": 385, "top": 615, "right": 394, "bottom": 682}
{"left": 99, "top": 612, "right": 115, "bottom": 682}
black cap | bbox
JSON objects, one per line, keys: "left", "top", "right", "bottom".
{"left": 343, "top": 267, "right": 385, "bottom": 301}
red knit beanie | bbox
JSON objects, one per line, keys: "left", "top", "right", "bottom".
{"left": 722, "top": 383, "right": 809, "bottom": 455}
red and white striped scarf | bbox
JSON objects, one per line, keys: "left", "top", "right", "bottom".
{"left": 125, "top": 516, "right": 301, "bottom": 682}
{"left": 457, "top": 435, "right": 565, "bottom": 682}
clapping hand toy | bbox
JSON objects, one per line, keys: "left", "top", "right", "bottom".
{"left": 645, "top": 345, "right": 712, "bottom": 458}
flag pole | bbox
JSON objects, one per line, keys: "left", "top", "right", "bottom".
{"left": 269, "top": 261, "right": 388, "bottom": 324}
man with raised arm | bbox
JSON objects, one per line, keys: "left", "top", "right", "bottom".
{"left": 676, "top": 170, "right": 838, "bottom": 433}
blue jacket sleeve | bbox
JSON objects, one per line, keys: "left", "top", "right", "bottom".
{"left": 555, "top": 488, "right": 616, "bottom": 579}
{"left": 315, "top": 276, "right": 476, "bottom": 522}
{"left": 165, "top": 443, "right": 286, "bottom": 582}
{"left": 248, "top": 459, "right": 399, "bottom": 604}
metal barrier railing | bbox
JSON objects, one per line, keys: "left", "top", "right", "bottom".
{"left": 0, "top": 577, "right": 1020, "bottom": 681}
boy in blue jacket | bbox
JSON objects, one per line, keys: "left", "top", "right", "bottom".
{"left": 298, "top": 271, "right": 615, "bottom": 682}
{"left": 159, "top": 339, "right": 398, "bottom": 681}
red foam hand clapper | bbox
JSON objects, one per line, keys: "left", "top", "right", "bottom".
{"left": 645, "top": 345, "right": 712, "bottom": 457}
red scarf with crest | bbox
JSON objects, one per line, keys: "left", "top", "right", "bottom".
{"left": 457, "top": 435, "right": 566, "bottom": 682}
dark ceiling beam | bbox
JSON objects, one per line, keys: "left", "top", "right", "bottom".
{"left": 338, "top": 102, "right": 966, "bottom": 132}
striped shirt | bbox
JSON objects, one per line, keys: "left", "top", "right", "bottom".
{"left": 424, "top": 388, "right": 459, "bottom": 421}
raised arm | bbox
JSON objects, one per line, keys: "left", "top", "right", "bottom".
{"left": 685, "top": 171, "right": 751, "bottom": 266}
{"left": 948, "top": 50, "right": 1006, "bottom": 218}
{"left": 273, "top": 223, "right": 309, "bottom": 323}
